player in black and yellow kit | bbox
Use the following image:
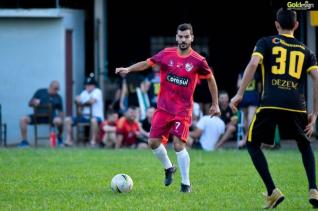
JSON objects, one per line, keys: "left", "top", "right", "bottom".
{"left": 231, "top": 9, "right": 318, "bottom": 209}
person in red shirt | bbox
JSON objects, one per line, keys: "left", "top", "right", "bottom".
{"left": 116, "top": 107, "right": 148, "bottom": 149}
{"left": 100, "top": 109, "right": 118, "bottom": 148}
{"left": 116, "top": 23, "right": 220, "bottom": 192}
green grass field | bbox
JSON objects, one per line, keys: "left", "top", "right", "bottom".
{"left": 0, "top": 148, "right": 316, "bottom": 210}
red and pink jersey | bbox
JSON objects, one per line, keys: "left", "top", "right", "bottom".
{"left": 147, "top": 47, "right": 213, "bottom": 117}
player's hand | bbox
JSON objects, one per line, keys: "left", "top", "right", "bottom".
{"left": 230, "top": 94, "right": 243, "bottom": 113}
{"left": 115, "top": 67, "right": 130, "bottom": 76}
{"left": 209, "top": 104, "right": 221, "bottom": 117}
{"left": 305, "top": 113, "right": 317, "bottom": 139}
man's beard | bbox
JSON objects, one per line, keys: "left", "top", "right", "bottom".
{"left": 179, "top": 43, "right": 190, "bottom": 51}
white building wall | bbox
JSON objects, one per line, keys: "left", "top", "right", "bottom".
{"left": 0, "top": 9, "right": 85, "bottom": 145}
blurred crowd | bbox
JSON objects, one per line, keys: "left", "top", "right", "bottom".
{"left": 18, "top": 66, "right": 260, "bottom": 151}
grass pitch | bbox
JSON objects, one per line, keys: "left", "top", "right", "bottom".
{"left": 0, "top": 148, "right": 316, "bottom": 210}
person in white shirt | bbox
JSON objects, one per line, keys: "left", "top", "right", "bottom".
{"left": 64, "top": 75, "right": 104, "bottom": 146}
{"left": 190, "top": 115, "right": 225, "bottom": 151}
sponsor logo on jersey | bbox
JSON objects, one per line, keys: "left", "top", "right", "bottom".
{"left": 272, "top": 38, "right": 280, "bottom": 44}
{"left": 272, "top": 79, "right": 298, "bottom": 90}
{"left": 166, "top": 73, "right": 189, "bottom": 87}
{"left": 272, "top": 37, "right": 305, "bottom": 49}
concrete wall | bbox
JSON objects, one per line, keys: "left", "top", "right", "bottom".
{"left": 0, "top": 9, "right": 85, "bottom": 145}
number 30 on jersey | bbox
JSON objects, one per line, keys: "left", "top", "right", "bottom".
{"left": 272, "top": 46, "right": 304, "bottom": 79}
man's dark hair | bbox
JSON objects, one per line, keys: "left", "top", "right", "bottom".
{"left": 219, "top": 90, "right": 228, "bottom": 96}
{"left": 177, "top": 23, "right": 193, "bottom": 35}
{"left": 276, "top": 8, "right": 297, "bottom": 30}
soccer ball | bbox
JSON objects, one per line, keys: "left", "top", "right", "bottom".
{"left": 110, "top": 174, "right": 133, "bottom": 193}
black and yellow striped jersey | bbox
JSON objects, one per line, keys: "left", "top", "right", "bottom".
{"left": 252, "top": 34, "right": 318, "bottom": 112}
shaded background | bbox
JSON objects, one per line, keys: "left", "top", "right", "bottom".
{"left": 1, "top": 0, "right": 312, "bottom": 97}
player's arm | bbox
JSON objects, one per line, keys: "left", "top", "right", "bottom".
{"left": 115, "top": 61, "right": 151, "bottom": 75}
{"left": 206, "top": 74, "right": 221, "bottom": 116}
{"left": 119, "top": 80, "right": 128, "bottom": 111}
{"left": 230, "top": 55, "right": 261, "bottom": 112}
{"left": 305, "top": 68, "right": 318, "bottom": 137}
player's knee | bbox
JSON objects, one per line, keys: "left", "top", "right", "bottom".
{"left": 148, "top": 139, "right": 160, "bottom": 149}
{"left": 173, "top": 140, "right": 186, "bottom": 152}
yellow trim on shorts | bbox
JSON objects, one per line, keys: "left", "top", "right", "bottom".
{"left": 258, "top": 106, "right": 306, "bottom": 113}
{"left": 247, "top": 107, "right": 261, "bottom": 142}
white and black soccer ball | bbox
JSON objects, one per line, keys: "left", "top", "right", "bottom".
{"left": 110, "top": 174, "right": 133, "bottom": 193}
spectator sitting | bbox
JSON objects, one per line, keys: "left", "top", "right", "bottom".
{"left": 64, "top": 75, "right": 104, "bottom": 146}
{"left": 214, "top": 90, "right": 238, "bottom": 149}
{"left": 192, "top": 102, "right": 203, "bottom": 125}
{"left": 100, "top": 109, "right": 118, "bottom": 148}
{"left": 107, "top": 77, "right": 123, "bottom": 114}
{"left": 189, "top": 115, "right": 225, "bottom": 151}
{"left": 19, "top": 80, "right": 64, "bottom": 147}
{"left": 141, "top": 107, "right": 155, "bottom": 135}
{"left": 119, "top": 73, "right": 142, "bottom": 113}
{"left": 136, "top": 77, "right": 151, "bottom": 121}
{"left": 116, "top": 107, "right": 148, "bottom": 149}
{"left": 236, "top": 70, "right": 261, "bottom": 148}
{"left": 148, "top": 65, "right": 160, "bottom": 107}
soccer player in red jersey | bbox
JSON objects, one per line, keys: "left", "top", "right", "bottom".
{"left": 116, "top": 23, "right": 220, "bottom": 192}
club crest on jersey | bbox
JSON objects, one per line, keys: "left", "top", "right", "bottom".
{"left": 185, "top": 63, "right": 193, "bottom": 72}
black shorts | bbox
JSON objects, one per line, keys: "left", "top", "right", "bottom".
{"left": 248, "top": 109, "right": 309, "bottom": 145}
